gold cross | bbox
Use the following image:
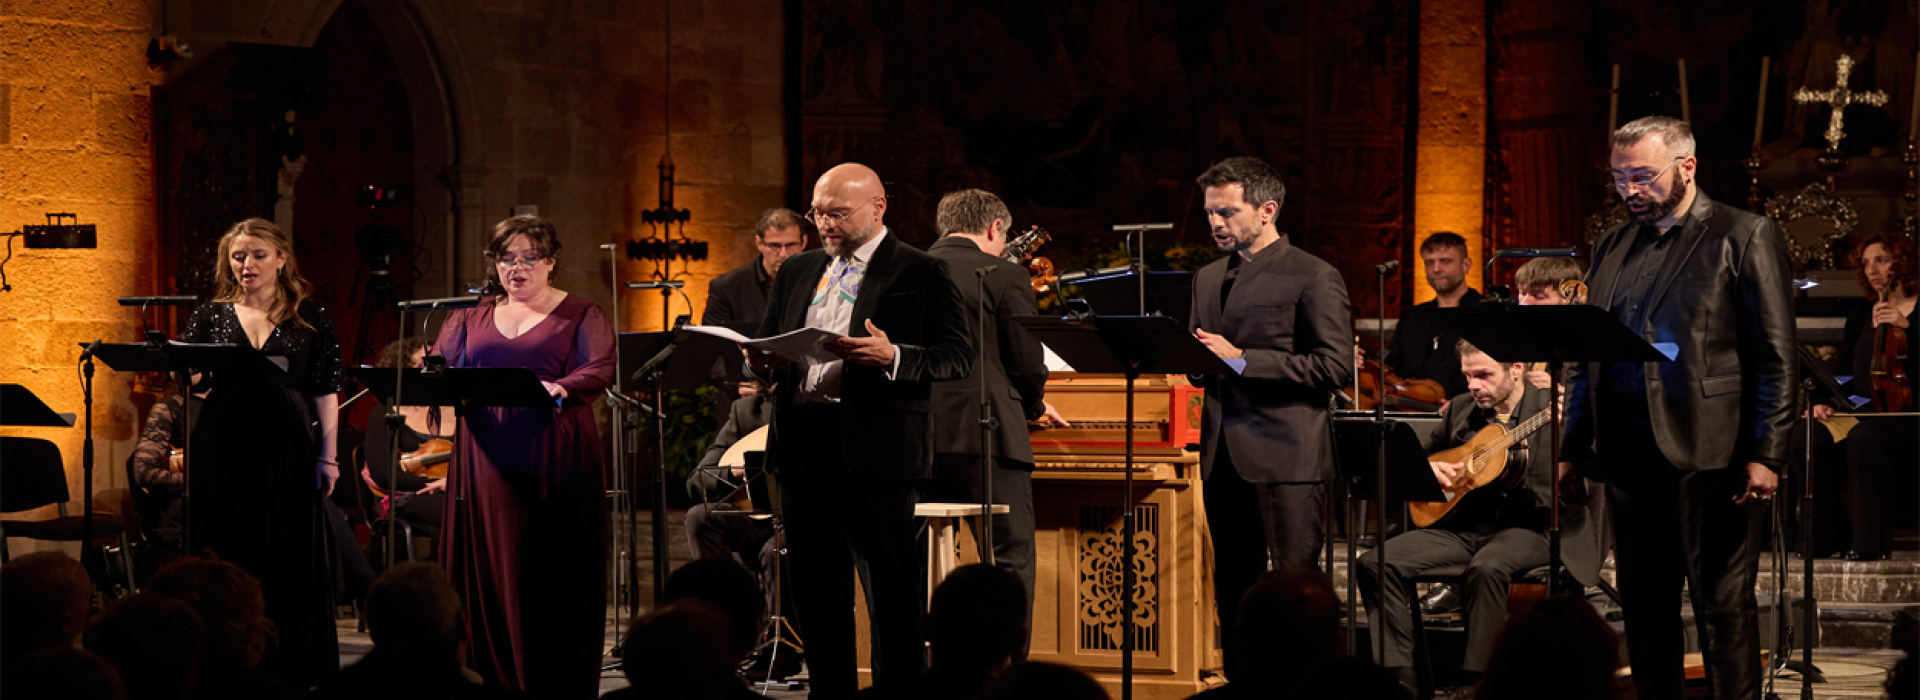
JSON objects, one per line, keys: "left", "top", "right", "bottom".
{"left": 1793, "top": 54, "right": 1891, "bottom": 151}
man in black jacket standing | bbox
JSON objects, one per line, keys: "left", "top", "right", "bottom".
{"left": 1186, "top": 156, "right": 1353, "bottom": 668}
{"left": 744, "top": 163, "right": 973, "bottom": 698}
{"left": 922, "top": 188, "right": 1067, "bottom": 637}
{"left": 1560, "top": 116, "right": 1795, "bottom": 700}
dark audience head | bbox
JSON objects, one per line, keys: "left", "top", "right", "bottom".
{"left": 927, "top": 564, "right": 1030, "bottom": 673}
{"left": 978, "top": 661, "right": 1109, "bottom": 700}
{"left": 85, "top": 593, "right": 203, "bottom": 700}
{"left": 665, "top": 557, "right": 762, "bottom": 662}
{"left": 1228, "top": 567, "right": 1343, "bottom": 681}
{"left": 617, "top": 600, "right": 738, "bottom": 699}
{"left": 1474, "top": 595, "right": 1628, "bottom": 700}
{"left": 143, "top": 554, "right": 274, "bottom": 669}
{"left": 365, "top": 562, "right": 466, "bottom": 662}
{"left": 0, "top": 551, "right": 94, "bottom": 664}
{"left": 0, "top": 648, "right": 128, "bottom": 700}
{"left": 1298, "top": 657, "right": 1413, "bottom": 700}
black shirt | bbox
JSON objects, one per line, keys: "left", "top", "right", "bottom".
{"left": 1599, "top": 221, "right": 1683, "bottom": 422}
{"left": 1388, "top": 288, "right": 1484, "bottom": 398}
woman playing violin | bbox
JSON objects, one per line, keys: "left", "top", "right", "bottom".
{"left": 360, "top": 338, "right": 458, "bottom": 540}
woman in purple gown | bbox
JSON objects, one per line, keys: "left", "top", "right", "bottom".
{"left": 433, "top": 215, "right": 615, "bottom": 697}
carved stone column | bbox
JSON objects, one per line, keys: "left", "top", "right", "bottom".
{"left": 441, "top": 164, "right": 491, "bottom": 295}
{"left": 1415, "top": 0, "right": 1487, "bottom": 302}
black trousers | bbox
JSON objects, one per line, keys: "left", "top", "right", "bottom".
{"left": 1355, "top": 527, "right": 1547, "bottom": 671}
{"left": 919, "top": 454, "right": 1036, "bottom": 655}
{"left": 1845, "top": 417, "right": 1919, "bottom": 556}
{"left": 1607, "top": 441, "right": 1764, "bottom": 700}
{"left": 684, "top": 501, "right": 794, "bottom": 638}
{"left": 1202, "top": 440, "right": 1324, "bottom": 666}
{"left": 774, "top": 403, "right": 925, "bottom": 699}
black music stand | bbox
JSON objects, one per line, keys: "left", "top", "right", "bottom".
{"left": 1428, "top": 304, "right": 1667, "bottom": 595}
{"left": 153, "top": 342, "right": 290, "bottom": 555}
{"left": 1014, "top": 314, "right": 1230, "bottom": 700}
{"left": 351, "top": 366, "right": 551, "bottom": 566}
{"left": 2, "top": 384, "right": 76, "bottom": 427}
{"left": 612, "top": 330, "right": 675, "bottom": 626}
{"left": 1070, "top": 270, "right": 1196, "bottom": 325}
{"left": 1330, "top": 412, "right": 1447, "bottom": 656}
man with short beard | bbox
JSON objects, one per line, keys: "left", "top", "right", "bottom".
{"left": 743, "top": 163, "right": 974, "bottom": 698}
{"left": 1186, "top": 156, "right": 1353, "bottom": 674}
{"left": 1560, "top": 116, "right": 1795, "bottom": 700}
{"left": 1383, "top": 232, "right": 1482, "bottom": 402}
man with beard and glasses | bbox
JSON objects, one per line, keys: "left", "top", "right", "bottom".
{"left": 1560, "top": 116, "right": 1795, "bottom": 700}
{"left": 1186, "top": 156, "right": 1353, "bottom": 676}
{"left": 1380, "top": 232, "right": 1482, "bottom": 404}
{"left": 1355, "top": 340, "right": 1601, "bottom": 698}
{"left": 742, "top": 163, "right": 973, "bottom": 699}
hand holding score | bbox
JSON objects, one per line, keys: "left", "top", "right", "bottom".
{"left": 827, "top": 319, "right": 896, "bottom": 367}
{"left": 743, "top": 342, "right": 793, "bottom": 376}
{"left": 1195, "top": 328, "right": 1244, "bottom": 360}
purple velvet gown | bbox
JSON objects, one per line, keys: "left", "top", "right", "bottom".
{"left": 434, "top": 294, "right": 614, "bottom": 697}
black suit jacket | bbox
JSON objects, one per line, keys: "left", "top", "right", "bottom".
{"left": 1187, "top": 236, "right": 1355, "bottom": 483}
{"left": 925, "top": 237, "right": 1050, "bottom": 464}
{"left": 1428, "top": 386, "right": 1601, "bottom": 586}
{"left": 703, "top": 257, "right": 773, "bottom": 327}
{"left": 1561, "top": 190, "right": 1797, "bottom": 474}
{"left": 751, "top": 232, "right": 975, "bottom": 480}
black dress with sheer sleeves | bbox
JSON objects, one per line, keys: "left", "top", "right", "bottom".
{"left": 183, "top": 298, "right": 345, "bottom": 687}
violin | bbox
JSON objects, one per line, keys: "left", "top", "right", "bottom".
{"left": 1869, "top": 289, "right": 1912, "bottom": 412}
{"left": 399, "top": 438, "right": 453, "bottom": 479}
{"left": 1345, "top": 338, "right": 1448, "bottom": 412}
{"left": 1004, "top": 226, "right": 1058, "bottom": 294}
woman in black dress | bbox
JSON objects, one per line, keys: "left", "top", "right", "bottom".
{"left": 184, "top": 218, "right": 345, "bottom": 687}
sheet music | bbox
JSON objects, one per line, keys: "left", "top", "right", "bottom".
{"left": 1042, "top": 343, "right": 1074, "bottom": 373}
{"left": 683, "top": 325, "right": 844, "bottom": 364}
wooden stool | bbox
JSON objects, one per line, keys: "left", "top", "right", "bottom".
{"left": 915, "top": 502, "right": 1009, "bottom": 605}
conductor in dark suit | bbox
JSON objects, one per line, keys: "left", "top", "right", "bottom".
{"left": 1186, "top": 156, "right": 1354, "bottom": 664}
{"left": 744, "top": 163, "right": 974, "bottom": 698}
{"left": 1560, "top": 116, "right": 1795, "bottom": 700}
{"left": 922, "top": 188, "right": 1069, "bottom": 633}
{"left": 704, "top": 208, "right": 809, "bottom": 327}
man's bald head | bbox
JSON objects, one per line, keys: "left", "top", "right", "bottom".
{"left": 811, "top": 163, "right": 888, "bottom": 257}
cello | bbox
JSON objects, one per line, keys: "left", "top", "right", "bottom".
{"left": 1869, "top": 288, "right": 1913, "bottom": 412}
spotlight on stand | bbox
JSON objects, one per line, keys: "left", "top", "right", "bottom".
{"left": 2, "top": 213, "right": 98, "bottom": 292}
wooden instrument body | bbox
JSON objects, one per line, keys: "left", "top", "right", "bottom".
{"left": 1869, "top": 290, "right": 1913, "bottom": 412}
{"left": 1408, "top": 407, "right": 1554, "bottom": 529}
{"left": 714, "top": 425, "right": 769, "bottom": 511}
{"left": 1004, "top": 226, "right": 1057, "bottom": 294}
{"left": 399, "top": 438, "right": 453, "bottom": 479}
{"left": 1345, "top": 358, "right": 1448, "bottom": 412}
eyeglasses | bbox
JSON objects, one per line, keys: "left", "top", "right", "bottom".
{"left": 805, "top": 198, "right": 879, "bottom": 227}
{"left": 493, "top": 254, "right": 547, "bottom": 269}
{"left": 1610, "top": 157, "right": 1684, "bottom": 192}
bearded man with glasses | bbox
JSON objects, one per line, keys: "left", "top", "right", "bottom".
{"left": 1559, "top": 116, "right": 1796, "bottom": 700}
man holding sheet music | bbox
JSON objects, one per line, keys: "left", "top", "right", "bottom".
{"left": 1185, "top": 156, "right": 1354, "bottom": 670}
{"left": 740, "top": 163, "right": 973, "bottom": 698}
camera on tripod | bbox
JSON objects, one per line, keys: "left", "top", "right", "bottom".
{"left": 350, "top": 185, "right": 410, "bottom": 363}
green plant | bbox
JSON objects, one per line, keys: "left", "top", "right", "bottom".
{"left": 638, "top": 384, "right": 722, "bottom": 479}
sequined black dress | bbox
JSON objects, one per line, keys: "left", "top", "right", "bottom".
{"left": 183, "top": 299, "right": 345, "bottom": 687}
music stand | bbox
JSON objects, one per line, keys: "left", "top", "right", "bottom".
{"left": 149, "top": 342, "right": 290, "bottom": 555}
{"left": 1427, "top": 304, "right": 1667, "bottom": 595}
{"left": 1069, "top": 270, "right": 1196, "bottom": 325}
{"left": 2, "top": 384, "right": 76, "bottom": 427}
{"left": 1013, "top": 314, "right": 1230, "bottom": 700}
{"left": 1330, "top": 412, "right": 1446, "bottom": 656}
{"left": 351, "top": 366, "right": 551, "bottom": 567}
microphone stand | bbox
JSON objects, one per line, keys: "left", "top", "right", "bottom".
{"left": 79, "top": 340, "right": 101, "bottom": 559}
{"left": 1372, "top": 260, "right": 1395, "bottom": 662}
{"left": 600, "top": 244, "right": 634, "bottom": 652}
{"left": 627, "top": 278, "right": 686, "bottom": 609}
{"left": 387, "top": 296, "right": 481, "bottom": 568}
{"left": 974, "top": 264, "right": 999, "bottom": 564}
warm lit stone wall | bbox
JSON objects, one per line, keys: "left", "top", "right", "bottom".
{"left": 0, "top": 0, "right": 161, "bottom": 556}
{"left": 1414, "top": 0, "right": 1486, "bottom": 303}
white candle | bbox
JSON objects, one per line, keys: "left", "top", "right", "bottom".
{"left": 1608, "top": 64, "right": 1621, "bottom": 134}
{"left": 1754, "top": 56, "right": 1770, "bottom": 146}
{"left": 1679, "top": 58, "right": 1692, "bottom": 123}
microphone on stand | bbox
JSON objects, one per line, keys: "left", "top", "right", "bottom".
{"left": 397, "top": 295, "right": 484, "bottom": 310}
{"left": 1375, "top": 260, "right": 1400, "bottom": 275}
{"left": 626, "top": 280, "right": 686, "bottom": 290}
{"left": 975, "top": 264, "right": 998, "bottom": 277}
{"left": 117, "top": 296, "right": 198, "bottom": 306}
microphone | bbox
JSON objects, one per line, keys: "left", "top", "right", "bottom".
{"left": 975, "top": 264, "right": 998, "bottom": 277}
{"left": 1057, "top": 266, "right": 1133, "bottom": 284}
{"left": 626, "top": 280, "right": 686, "bottom": 290}
{"left": 1375, "top": 260, "right": 1400, "bottom": 274}
{"left": 396, "top": 295, "right": 483, "bottom": 310}
{"left": 599, "top": 244, "right": 617, "bottom": 251}
{"left": 118, "top": 296, "right": 198, "bottom": 306}
{"left": 79, "top": 339, "right": 103, "bottom": 362}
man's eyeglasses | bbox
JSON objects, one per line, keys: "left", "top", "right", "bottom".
{"left": 806, "top": 198, "right": 880, "bottom": 226}
{"left": 1610, "top": 157, "right": 1684, "bottom": 192}
{"left": 493, "top": 254, "right": 547, "bottom": 269}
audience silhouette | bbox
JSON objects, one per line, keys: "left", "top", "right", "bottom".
{"left": 314, "top": 561, "right": 520, "bottom": 699}
{"left": 87, "top": 592, "right": 204, "bottom": 700}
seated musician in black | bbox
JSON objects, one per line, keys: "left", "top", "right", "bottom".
{"left": 129, "top": 375, "right": 204, "bottom": 550}
{"left": 1356, "top": 339, "right": 1599, "bottom": 695}
{"left": 681, "top": 381, "right": 799, "bottom": 676}
{"left": 361, "top": 339, "right": 454, "bottom": 540}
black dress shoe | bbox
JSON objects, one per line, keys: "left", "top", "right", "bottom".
{"left": 1421, "top": 583, "right": 1464, "bottom": 615}
{"left": 1843, "top": 550, "right": 1888, "bottom": 561}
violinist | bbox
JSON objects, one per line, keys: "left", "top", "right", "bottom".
{"left": 128, "top": 373, "right": 205, "bottom": 552}
{"left": 360, "top": 338, "right": 457, "bottom": 542}
{"left": 1825, "top": 233, "right": 1918, "bottom": 561}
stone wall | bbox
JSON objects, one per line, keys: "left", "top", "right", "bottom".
{"left": 0, "top": 0, "right": 161, "bottom": 557}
